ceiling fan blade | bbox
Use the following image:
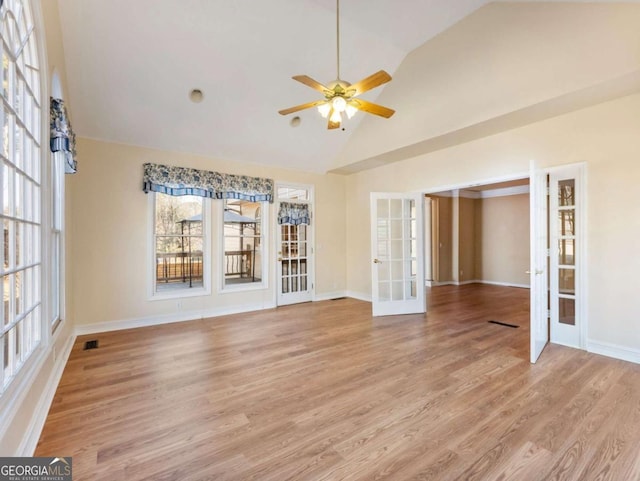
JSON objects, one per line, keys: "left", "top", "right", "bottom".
{"left": 350, "top": 98, "right": 395, "bottom": 118}
{"left": 348, "top": 70, "right": 392, "bottom": 96}
{"left": 278, "top": 99, "right": 326, "bottom": 116}
{"left": 292, "top": 75, "right": 331, "bottom": 95}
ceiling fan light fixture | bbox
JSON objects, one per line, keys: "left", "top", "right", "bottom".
{"left": 317, "top": 102, "right": 331, "bottom": 118}
{"left": 278, "top": 0, "right": 394, "bottom": 129}
{"left": 331, "top": 95, "right": 347, "bottom": 112}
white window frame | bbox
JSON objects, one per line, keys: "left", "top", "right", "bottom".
{"left": 0, "top": 0, "right": 47, "bottom": 400}
{"left": 219, "top": 199, "right": 269, "bottom": 293}
{"left": 49, "top": 150, "right": 64, "bottom": 332}
{"left": 147, "top": 192, "right": 211, "bottom": 300}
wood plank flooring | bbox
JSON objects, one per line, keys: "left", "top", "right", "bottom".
{"left": 36, "top": 284, "right": 640, "bottom": 480}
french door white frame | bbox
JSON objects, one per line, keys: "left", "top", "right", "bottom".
{"left": 275, "top": 182, "right": 315, "bottom": 306}
{"left": 370, "top": 192, "right": 426, "bottom": 316}
{"left": 548, "top": 163, "right": 587, "bottom": 350}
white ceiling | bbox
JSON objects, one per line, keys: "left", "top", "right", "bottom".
{"left": 56, "top": 0, "right": 640, "bottom": 174}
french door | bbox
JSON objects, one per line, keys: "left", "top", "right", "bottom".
{"left": 277, "top": 222, "right": 312, "bottom": 305}
{"left": 370, "top": 193, "right": 425, "bottom": 316}
{"left": 549, "top": 164, "right": 583, "bottom": 348}
{"left": 530, "top": 162, "right": 585, "bottom": 362}
{"left": 530, "top": 162, "right": 549, "bottom": 363}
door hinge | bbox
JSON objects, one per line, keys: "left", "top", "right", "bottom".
{"left": 547, "top": 309, "right": 551, "bottom": 318}
{"left": 546, "top": 248, "right": 550, "bottom": 257}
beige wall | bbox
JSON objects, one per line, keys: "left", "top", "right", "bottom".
{"left": 477, "top": 194, "right": 530, "bottom": 286}
{"left": 345, "top": 92, "right": 640, "bottom": 352}
{"left": 458, "top": 196, "right": 476, "bottom": 282}
{"left": 427, "top": 196, "right": 452, "bottom": 282}
{"left": 68, "top": 138, "right": 347, "bottom": 328}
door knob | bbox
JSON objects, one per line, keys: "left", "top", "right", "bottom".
{"left": 373, "top": 258, "right": 381, "bottom": 264}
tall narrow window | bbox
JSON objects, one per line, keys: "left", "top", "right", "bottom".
{"left": 0, "top": 0, "right": 43, "bottom": 392}
{"left": 50, "top": 151, "right": 63, "bottom": 329}
{"left": 221, "top": 199, "right": 266, "bottom": 290}
{"left": 152, "top": 193, "right": 208, "bottom": 296}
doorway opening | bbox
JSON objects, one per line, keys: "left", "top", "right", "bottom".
{"left": 423, "top": 178, "right": 532, "bottom": 359}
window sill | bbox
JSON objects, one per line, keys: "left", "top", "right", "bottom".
{"left": 219, "top": 282, "right": 268, "bottom": 294}
{"left": 148, "top": 287, "right": 210, "bottom": 302}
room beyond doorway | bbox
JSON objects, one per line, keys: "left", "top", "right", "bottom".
{"left": 424, "top": 178, "right": 530, "bottom": 289}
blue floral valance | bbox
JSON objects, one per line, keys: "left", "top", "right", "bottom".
{"left": 142, "top": 163, "right": 274, "bottom": 203}
{"left": 278, "top": 201, "right": 311, "bottom": 225}
{"left": 50, "top": 97, "right": 77, "bottom": 174}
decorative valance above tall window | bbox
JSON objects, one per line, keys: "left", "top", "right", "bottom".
{"left": 50, "top": 97, "right": 77, "bottom": 174}
{"left": 278, "top": 201, "right": 311, "bottom": 225}
{"left": 142, "top": 162, "right": 274, "bottom": 203}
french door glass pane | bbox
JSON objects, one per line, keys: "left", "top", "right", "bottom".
{"left": 559, "top": 297, "right": 576, "bottom": 325}
{"left": 559, "top": 268, "right": 575, "bottom": 295}
{"left": 558, "top": 239, "right": 575, "bottom": 266}
{"left": 558, "top": 210, "right": 575, "bottom": 236}
{"left": 558, "top": 179, "right": 575, "bottom": 206}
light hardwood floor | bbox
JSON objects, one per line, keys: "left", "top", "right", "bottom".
{"left": 36, "top": 284, "right": 640, "bottom": 480}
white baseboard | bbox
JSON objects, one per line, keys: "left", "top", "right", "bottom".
{"left": 478, "top": 280, "right": 530, "bottom": 289}
{"left": 346, "top": 291, "right": 372, "bottom": 302}
{"left": 16, "top": 332, "right": 75, "bottom": 455}
{"left": 75, "top": 302, "right": 277, "bottom": 336}
{"left": 587, "top": 340, "right": 640, "bottom": 365}
{"left": 424, "top": 279, "right": 530, "bottom": 289}
{"left": 314, "top": 291, "right": 347, "bottom": 301}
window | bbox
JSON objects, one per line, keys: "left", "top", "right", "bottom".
{"left": 152, "top": 193, "right": 209, "bottom": 297}
{"left": 1, "top": 0, "right": 43, "bottom": 391}
{"left": 50, "top": 151, "right": 63, "bottom": 329}
{"left": 277, "top": 186, "right": 309, "bottom": 201}
{"left": 221, "top": 199, "right": 267, "bottom": 290}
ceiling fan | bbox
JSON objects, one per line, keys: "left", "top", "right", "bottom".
{"left": 278, "top": 0, "right": 395, "bottom": 130}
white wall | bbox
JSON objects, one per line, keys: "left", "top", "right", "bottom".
{"left": 345, "top": 93, "right": 640, "bottom": 357}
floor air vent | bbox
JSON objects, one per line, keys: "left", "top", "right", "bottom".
{"left": 488, "top": 320, "right": 519, "bottom": 329}
{"left": 84, "top": 340, "right": 99, "bottom": 350}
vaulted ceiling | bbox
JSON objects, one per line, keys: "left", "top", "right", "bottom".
{"left": 56, "top": 0, "right": 640, "bottom": 174}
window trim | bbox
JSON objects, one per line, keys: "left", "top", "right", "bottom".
{"left": 147, "top": 192, "right": 211, "bottom": 301}
{"left": 0, "top": 0, "right": 52, "bottom": 420}
{"left": 218, "top": 199, "right": 269, "bottom": 294}
{"left": 50, "top": 149, "right": 65, "bottom": 333}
